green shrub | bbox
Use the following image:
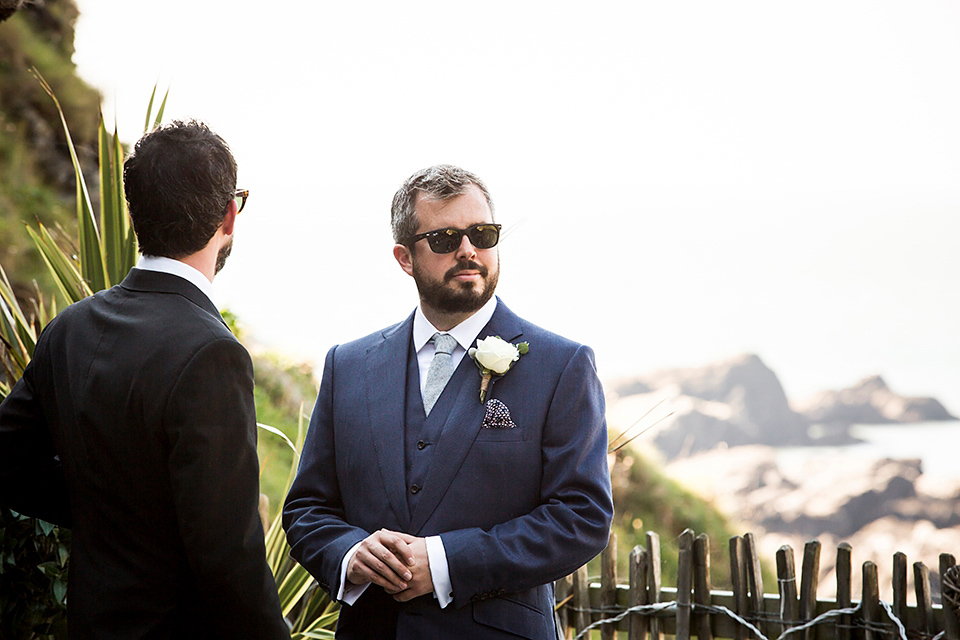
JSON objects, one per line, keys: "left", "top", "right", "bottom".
{"left": 0, "top": 509, "right": 69, "bottom": 639}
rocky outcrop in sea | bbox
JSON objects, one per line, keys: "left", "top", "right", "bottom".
{"left": 795, "top": 374, "right": 956, "bottom": 427}
{"left": 664, "top": 445, "right": 960, "bottom": 599}
{"left": 607, "top": 354, "right": 956, "bottom": 461}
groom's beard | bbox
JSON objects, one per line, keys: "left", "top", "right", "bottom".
{"left": 412, "top": 257, "right": 499, "bottom": 314}
{"left": 215, "top": 238, "right": 233, "bottom": 275}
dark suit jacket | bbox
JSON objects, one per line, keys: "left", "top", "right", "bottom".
{"left": 283, "top": 299, "right": 613, "bottom": 640}
{"left": 0, "top": 268, "right": 288, "bottom": 639}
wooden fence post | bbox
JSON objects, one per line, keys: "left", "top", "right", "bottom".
{"left": 836, "top": 543, "right": 852, "bottom": 640}
{"left": 861, "top": 561, "right": 880, "bottom": 640}
{"left": 601, "top": 532, "right": 618, "bottom": 640}
{"left": 630, "top": 545, "right": 650, "bottom": 640}
{"left": 940, "top": 554, "right": 959, "bottom": 640}
{"left": 573, "top": 564, "right": 590, "bottom": 636}
{"left": 730, "top": 536, "right": 748, "bottom": 640}
{"left": 561, "top": 530, "right": 957, "bottom": 640}
{"left": 914, "top": 562, "right": 933, "bottom": 638}
{"left": 777, "top": 545, "right": 799, "bottom": 636}
{"left": 677, "top": 529, "right": 694, "bottom": 640}
{"left": 892, "top": 552, "right": 907, "bottom": 626}
{"left": 694, "top": 533, "right": 714, "bottom": 640}
{"left": 744, "top": 533, "right": 766, "bottom": 640}
{"left": 556, "top": 574, "right": 573, "bottom": 640}
{"left": 799, "top": 540, "right": 822, "bottom": 640}
{"left": 648, "top": 531, "right": 663, "bottom": 640}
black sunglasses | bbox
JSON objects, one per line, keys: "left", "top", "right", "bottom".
{"left": 404, "top": 223, "right": 502, "bottom": 254}
{"left": 233, "top": 189, "right": 249, "bottom": 214}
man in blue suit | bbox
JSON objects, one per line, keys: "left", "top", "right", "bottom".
{"left": 284, "top": 165, "right": 613, "bottom": 639}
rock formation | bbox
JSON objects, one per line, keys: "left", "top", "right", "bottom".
{"left": 664, "top": 445, "right": 960, "bottom": 599}
{"left": 608, "top": 354, "right": 814, "bottom": 459}
{"left": 608, "top": 356, "right": 956, "bottom": 461}
{"left": 795, "top": 375, "right": 957, "bottom": 427}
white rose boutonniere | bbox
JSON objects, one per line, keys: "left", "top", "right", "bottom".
{"left": 468, "top": 336, "right": 530, "bottom": 402}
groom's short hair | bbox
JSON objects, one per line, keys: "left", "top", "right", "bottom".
{"left": 124, "top": 120, "right": 237, "bottom": 258}
{"left": 390, "top": 164, "right": 495, "bottom": 244}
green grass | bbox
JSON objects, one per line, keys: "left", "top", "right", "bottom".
{"left": 603, "top": 446, "right": 777, "bottom": 592}
{"left": 252, "top": 354, "right": 318, "bottom": 517}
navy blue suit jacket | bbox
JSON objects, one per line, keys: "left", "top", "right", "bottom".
{"left": 283, "top": 299, "right": 613, "bottom": 639}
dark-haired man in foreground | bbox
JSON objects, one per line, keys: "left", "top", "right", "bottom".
{"left": 284, "top": 164, "right": 613, "bottom": 639}
{"left": 0, "top": 120, "right": 288, "bottom": 638}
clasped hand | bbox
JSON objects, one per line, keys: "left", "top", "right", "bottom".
{"left": 346, "top": 529, "right": 433, "bottom": 601}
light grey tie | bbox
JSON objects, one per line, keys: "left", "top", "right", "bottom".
{"left": 422, "top": 332, "right": 458, "bottom": 416}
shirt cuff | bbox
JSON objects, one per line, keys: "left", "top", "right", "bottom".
{"left": 426, "top": 535, "right": 453, "bottom": 608}
{"left": 337, "top": 541, "right": 369, "bottom": 605}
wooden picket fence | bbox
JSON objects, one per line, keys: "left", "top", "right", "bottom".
{"left": 555, "top": 530, "right": 960, "bottom": 640}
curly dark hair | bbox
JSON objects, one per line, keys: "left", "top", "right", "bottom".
{"left": 123, "top": 120, "right": 237, "bottom": 258}
{"left": 390, "top": 164, "right": 495, "bottom": 244}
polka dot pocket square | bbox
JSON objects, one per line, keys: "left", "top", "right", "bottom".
{"left": 482, "top": 398, "right": 516, "bottom": 429}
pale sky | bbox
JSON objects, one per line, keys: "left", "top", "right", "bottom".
{"left": 73, "top": 1, "right": 960, "bottom": 416}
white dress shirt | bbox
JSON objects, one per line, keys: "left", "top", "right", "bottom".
{"left": 135, "top": 255, "right": 216, "bottom": 306}
{"left": 338, "top": 296, "right": 498, "bottom": 608}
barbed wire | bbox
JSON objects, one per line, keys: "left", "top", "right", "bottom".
{"left": 566, "top": 596, "right": 926, "bottom": 640}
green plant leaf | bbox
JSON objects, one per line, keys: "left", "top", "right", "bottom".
{"left": 257, "top": 422, "right": 296, "bottom": 453}
{"left": 0, "top": 264, "right": 37, "bottom": 379}
{"left": 277, "top": 564, "right": 314, "bottom": 617}
{"left": 32, "top": 69, "right": 108, "bottom": 293}
{"left": 143, "top": 84, "right": 158, "bottom": 133}
{"left": 53, "top": 579, "right": 66, "bottom": 604}
{"left": 25, "top": 224, "right": 93, "bottom": 304}
{"left": 152, "top": 88, "right": 169, "bottom": 132}
{"left": 143, "top": 83, "right": 170, "bottom": 133}
{"left": 98, "top": 114, "right": 132, "bottom": 285}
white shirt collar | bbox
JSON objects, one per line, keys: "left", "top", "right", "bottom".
{"left": 135, "top": 255, "right": 216, "bottom": 306}
{"left": 413, "top": 295, "right": 499, "bottom": 353}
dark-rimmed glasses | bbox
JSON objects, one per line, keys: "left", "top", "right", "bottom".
{"left": 234, "top": 189, "right": 249, "bottom": 214}
{"left": 403, "top": 223, "right": 502, "bottom": 254}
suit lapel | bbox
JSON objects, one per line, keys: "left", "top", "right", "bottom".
{"left": 365, "top": 314, "right": 415, "bottom": 529}
{"left": 409, "top": 300, "right": 524, "bottom": 533}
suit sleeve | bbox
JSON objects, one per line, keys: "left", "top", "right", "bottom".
{"left": 164, "top": 337, "right": 288, "bottom": 638}
{"left": 0, "top": 344, "right": 70, "bottom": 526}
{"left": 440, "top": 344, "right": 614, "bottom": 607}
{"left": 283, "top": 346, "right": 369, "bottom": 598}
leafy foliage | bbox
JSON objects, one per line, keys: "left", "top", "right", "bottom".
{"left": 0, "top": 0, "right": 101, "bottom": 294}
{"left": 264, "top": 412, "right": 338, "bottom": 639}
{"left": 0, "top": 509, "right": 70, "bottom": 639}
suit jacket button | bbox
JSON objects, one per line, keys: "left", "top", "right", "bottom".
{"left": 417, "top": 440, "right": 426, "bottom": 450}
{"left": 410, "top": 484, "right": 421, "bottom": 494}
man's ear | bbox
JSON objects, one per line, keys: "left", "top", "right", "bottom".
{"left": 393, "top": 244, "right": 414, "bottom": 277}
{"left": 221, "top": 201, "right": 237, "bottom": 236}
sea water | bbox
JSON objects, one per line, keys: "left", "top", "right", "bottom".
{"left": 847, "top": 421, "right": 960, "bottom": 481}
{"left": 777, "top": 421, "right": 960, "bottom": 482}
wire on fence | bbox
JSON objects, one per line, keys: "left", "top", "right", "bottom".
{"left": 567, "top": 595, "right": 921, "bottom": 640}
